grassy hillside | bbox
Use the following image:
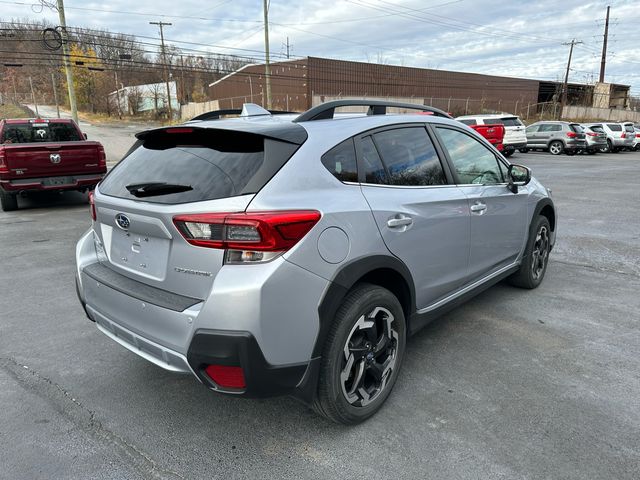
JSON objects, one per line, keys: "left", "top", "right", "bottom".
{"left": 0, "top": 103, "right": 33, "bottom": 119}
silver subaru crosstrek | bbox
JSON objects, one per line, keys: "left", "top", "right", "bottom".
{"left": 75, "top": 100, "right": 556, "bottom": 424}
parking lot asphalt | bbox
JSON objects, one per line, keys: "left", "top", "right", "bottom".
{"left": 1, "top": 149, "right": 639, "bottom": 479}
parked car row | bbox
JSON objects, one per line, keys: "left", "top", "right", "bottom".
{"left": 455, "top": 114, "right": 640, "bottom": 156}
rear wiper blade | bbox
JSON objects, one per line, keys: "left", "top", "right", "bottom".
{"left": 125, "top": 182, "right": 193, "bottom": 197}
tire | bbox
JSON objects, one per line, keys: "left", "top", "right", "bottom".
{"left": 313, "top": 283, "right": 406, "bottom": 425}
{"left": 548, "top": 141, "right": 563, "bottom": 155}
{"left": 587, "top": 149, "right": 597, "bottom": 155}
{"left": 508, "top": 216, "right": 551, "bottom": 289}
{"left": 519, "top": 148, "right": 529, "bottom": 153}
{"left": 565, "top": 149, "right": 576, "bottom": 156}
{"left": 0, "top": 189, "right": 18, "bottom": 212}
{"left": 503, "top": 149, "right": 514, "bottom": 158}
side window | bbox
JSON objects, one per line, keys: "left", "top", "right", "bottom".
{"left": 538, "top": 124, "right": 551, "bottom": 132}
{"left": 435, "top": 127, "right": 504, "bottom": 185}
{"left": 361, "top": 136, "right": 388, "bottom": 184}
{"left": 526, "top": 125, "right": 539, "bottom": 134}
{"left": 550, "top": 125, "right": 562, "bottom": 132}
{"left": 372, "top": 127, "right": 446, "bottom": 186}
{"left": 321, "top": 139, "right": 358, "bottom": 182}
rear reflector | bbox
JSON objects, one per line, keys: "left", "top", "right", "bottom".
{"left": 205, "top": 365, "right": 246, "bottom": 389}
{"left": 0, "top": 151, "right": 6, "bottom": 174}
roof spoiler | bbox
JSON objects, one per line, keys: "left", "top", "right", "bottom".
{"left": 293, "top": 99, "right": 452, "bottom": 123}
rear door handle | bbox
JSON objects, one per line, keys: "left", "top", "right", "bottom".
{"left": 470, "top": 202, "right": 487, "bottom": 214}
{"left": 387, "top": 216, "right": 413, "bottom": 228}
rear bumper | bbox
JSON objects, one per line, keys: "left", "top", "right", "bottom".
{"left": 565, "top": 140, "right": 587, "bottom": 150}
{"left": 0, "top": 173, "right": 105, "bottom": 192}
{"left": 504, "top": 142, "right": 527, "bottom": 150}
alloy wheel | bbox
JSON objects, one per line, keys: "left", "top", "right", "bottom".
{"left": 531, "top": 225, "right": 550, "bottom": 280}
{"left": 340, "top": 306, "right": 399, "bottom": 407}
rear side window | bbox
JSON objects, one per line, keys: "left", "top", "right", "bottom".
{"left": 321, "top": 139, "right": 357, "bottom": 182}
{"left": 361, "top": 136, "right": 387, "bottom": 184}
{"left": 607, "top": 124, "right": 622, "bottom": 131}
{"left": 1, "top": 121, "right": 81, "bottom": 143}
{"left": 570, "top": 124, "right": 584, "bottom": 133}
{"left": 99, "top": 130, "right": 296, "bottom": 204}
{"left": 457, "top": 119, "right": 477, "bottom": 126}
{"left": 372, "top": 127, "right": 446, "bottom": 186}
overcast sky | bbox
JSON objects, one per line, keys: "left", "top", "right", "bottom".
{"left": 2, "top": 0, "right": 639, "bottom": 93}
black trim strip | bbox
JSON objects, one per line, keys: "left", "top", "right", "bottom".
{"left": 82, "top": 263, "right": 201, "bottom": 312}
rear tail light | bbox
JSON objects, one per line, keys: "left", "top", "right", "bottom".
{"left": 586, "top": 132, "right": 598, "bottom": 137}
{"left": 621, "top": 132, "right": 626, "bottom": 138}
{"left": 205, "top": 365, "right": 246, "bottom": 389}
{"left": 0, "top": 152, "right": 6, "bottom": 174}
{"left": 97, "top": 145, "right": 106, "bottom": 168}
{"left": 636, "top": 133, "right": 640, "bottom": 138}
{"left": 89, "top": 191, "right": 96, "bottom": 221}
{"left": 173, "top": 210, "right": 321, "bottom": 264}
{"left": 566, "top": 131, "right": 577, "bottom": 138}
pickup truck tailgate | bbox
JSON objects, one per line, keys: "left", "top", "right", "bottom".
{"left": 3, "top": 141, "right": 105, "bottom": 178}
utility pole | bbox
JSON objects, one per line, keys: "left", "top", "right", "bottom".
{"left": 263, "top": 0, "right": 272, "bottom": 109}
{"left": 56, "top": 0, "right": 78, "bottom": 123}
{"left": 559, "top": 39, "right": 582, "bottom": 120}
{"left": 285, "top": 36, "right": 291, "bottom": 59}
{"left": 12, "top": 76, "right": 17, "bottom": 103}
{"left": 599, "top": 5, "right": 610, "bottom": 83}
{"left": 114, "top": 71, "right": 122, "bottom": 119}
{"left": 51, "top": 73, "right": 60, "bottom": 118}
{"left": 150, "top": 21, "right": 174, "bottom": 120}
{"left": 29, "top": 76, "right": 39, "bottom": 117}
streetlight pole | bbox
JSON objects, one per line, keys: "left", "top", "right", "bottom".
{"left": 150, "top": 21, "right": 174, "bottom": 120}
{"left": 56, "top": 0, "right": 78, "bottom": 123}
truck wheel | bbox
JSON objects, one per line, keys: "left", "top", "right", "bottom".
{"left": 508, "top": 216, "right": 551, "bottom": 289}
{"left": 600, "top": 140, "right": 612, "bottom": 153}
{"left": 503, "top": 150, "right": 514, "bottom": 158}
{"left": 519, "top": 148, "right": 529, "bottom": 153}
{"left": 313, "top": 283, "right": 406, "bottom": 425}
{"left": 0, "top": 190, "right": 18, "bottom": 211}
{"left": 548, "top": 141, "right": 563, "bottom": 155}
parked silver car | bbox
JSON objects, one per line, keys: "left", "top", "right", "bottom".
{"left": 525, "top": 121, "right": 586, "bottom": 155}
{"left": 580, "top": 124, "right": 608, "bottom": 154}
{"left": 588, "top": 122, "right": 635, "bottom": 153}
{"left": 75, "top": 100, "right": 556, "bottom": 424}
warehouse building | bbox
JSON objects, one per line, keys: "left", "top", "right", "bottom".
{"left": 206, "top": 56, "right": 630, "bottom": 117}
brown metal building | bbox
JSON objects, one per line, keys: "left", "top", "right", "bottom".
{"left": 208, "top": 56, "right": 540, "bottom": 115}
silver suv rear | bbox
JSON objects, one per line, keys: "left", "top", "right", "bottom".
{"left": 75, "top": 100, "right": 556, "bottom": 424}
{"left": 588, "top": 122, "right": 635, "bottom": 152}
{"left": 525, "top": 121, "right": 586, "bottom": 155}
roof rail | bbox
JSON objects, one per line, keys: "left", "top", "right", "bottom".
{"left": 293, "top": 99, "right": 452, "bottom": 123}
{"left": 189, "top": 104, "right": 296, "bottom": 122}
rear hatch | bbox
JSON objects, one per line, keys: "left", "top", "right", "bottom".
{"left": 93, "top": 125, "right": 304, "bottom": 299}
{"left": 1, "top": 120, "right": 104, "bottom": 178}
{"left": 489, "top": 116, "right": 526, "bottom": 145}
{"left": 623, "top": 123, "right": 635, "bottom": 144}
{"left": 585, "top": 125, "right": 607, "bottom": 143}
{"left": 568, "top": 123, "right": 586, "bottom": 142}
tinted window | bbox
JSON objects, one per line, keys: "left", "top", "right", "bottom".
{"left": 436, "top": 127, "right": 504, "bottom": 185}
{"left": 607, "top": 124, "right": 622, "bottom": 131}
{"left": 570, "top": 124, "right": 584, "bottom": 133}
{"left": 590, "top": 125, "right": 604, "bottom": 133}
{"left": 490, "top": 117, "right": 522, "bottom": 127}
{"left": 624, "top": 124, "right": 635, "bottom": 133}
{"left": 321, "top": 139, "right": 357, "bottom": 182}
{"left": 457, "top": 119, "right": 477, "bottom": 126}
{"left": 372, "top": 127, "right": 446, "bottom": 186}
{"left": 361, "top": 136, "right": 387, "bottom": 184}
{"left": 1, "top": 121, "right": 82, "bottom": 143}
{"left": 100, "top": 131, "right": 293, "bottom": 204}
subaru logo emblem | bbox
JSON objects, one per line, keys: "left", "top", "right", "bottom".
{"left": 50, "top": 153, "right": 61, "bottom": 164}
{"left": 115, "top": 213, "right": 130, "bottom": 230}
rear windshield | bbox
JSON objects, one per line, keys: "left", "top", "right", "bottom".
{"left": 488, "top": 117, "right": 522, "bottom": 127}
{"left": 624, "top": 124, "right": 635, "bottom": 132}
{"left": 589, "top": 125, "right": 604, "bottom": 133}
{"left": 99, "top": 129, "right": 298, "bottom": 204}
{"left": 607, "top": 124, "right": 622, "bottom": 131}
{"left": 1, "top": 121, "right": 82, "bottom": 143}
{"left": 569, "top": 124, "right": 584, "bottom": 133}
{"left": 457, "top": 119, "right": 476, "bottom": 126}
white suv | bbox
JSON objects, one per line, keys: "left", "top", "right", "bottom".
{"left": 455, "top": 114, "right": 527, "bottom": 157}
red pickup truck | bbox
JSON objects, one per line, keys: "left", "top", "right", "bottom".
{"left": 469, "top": 124, "right": 505, "bottom": 152}
{"left": 0, "top": 118, "right": 106, "bottom": 211}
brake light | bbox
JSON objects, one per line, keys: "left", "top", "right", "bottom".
{"left": 0, "top": 151, "right": 7, "bottom": 174}
{"left": 621, "top": 132, "right": 626, "bottom": 138}
{"left": 173, "top": 210, "right": 321, "bottom": 263}
{"left": 636, "top": 133, "right": 640, "bottom": 138}
{"left": 97, "top": 145, "right": 106, "bottom": 168}
{"left": 566, "top": 131, "right": 577, "bottom": 138}
{"left": 89, "top": 191, "right": 96, "bottom": 221}
{"left": 164, "top": 127, "right": 193, "bottom": 134}
{"left": 205, "top": 365, "right": 245, "bottom": 389}
{"left": 586, "top": 132, "right": 598, "bottom": 137}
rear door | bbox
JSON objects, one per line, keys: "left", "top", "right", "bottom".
{"left": 526, "top": 124, "right": 542, "bottom": 147}
{"left": 432, "top": 125, "right": 528, "bottom": 280}
{"left": 94, "top": 127, "right": 299, "bottom": 299}
{"left": 357, "top": 125, "right": 471, "bottom": 309}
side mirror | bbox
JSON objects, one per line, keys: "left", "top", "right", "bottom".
{"left": 507, "top": 164, "right": 531, "bottom": 193}
{"left": 83, "top": 133, "right": 88, "bottom": 140}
